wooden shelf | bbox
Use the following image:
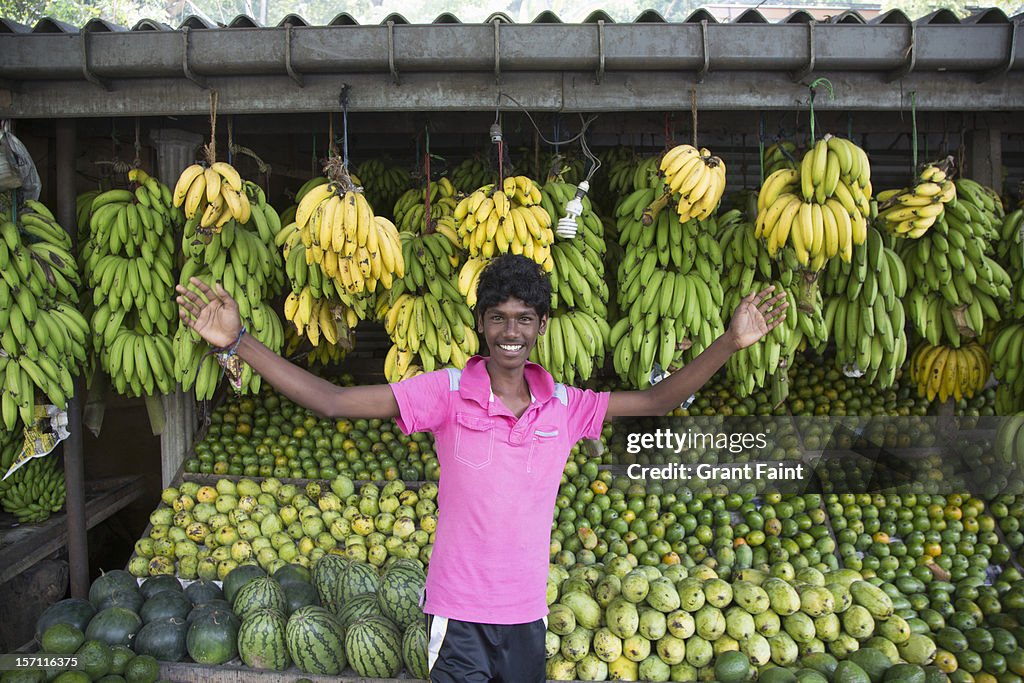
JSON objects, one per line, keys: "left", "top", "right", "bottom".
{"left": 0, "top": 475, "right": 146, "bottom": 585}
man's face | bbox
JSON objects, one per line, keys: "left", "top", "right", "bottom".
{"left": 478, "top": 297, "right": 548, "bottom": 370}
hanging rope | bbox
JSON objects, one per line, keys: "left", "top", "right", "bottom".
{"left": 663, "top": 112, "right": 673, "bottom": 149}
{"left": 423, "top": 124, "right": 433, "bottom": 234}
{"left": 132, "top": 117, "right": 142, "bottom": 169}
{"left": 690, "top": 89, "right": 699, "bottom": 148}
{"left": 806, "top": 77, "right": 835, "bottom": 144}
{"left": 758, "top": 114, "right": 766, "bottom": 186}
{"left": 910, "top": 91, "right": 919, "bottom": 179}
{"left": 227, "top": 116, "right": 234, "bottom": 165}
{"left": 203, "top": 90, "right": 219, "bottom": 165}
{"left": 340, "top": 86, "right": 351, "bottom": 171}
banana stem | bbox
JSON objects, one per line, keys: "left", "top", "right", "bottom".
{"left": 794, "top": 270, "right": 821, "bottom": 315}
{"left": 641, "top": 190, "right": 671, "bottom": 226}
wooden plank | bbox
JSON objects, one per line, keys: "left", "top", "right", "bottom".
{"left": 159, "top": 661, "right": 418, "bottom": 682}
{"left": 0, "top": 476, "right": 145, "bottom": 585}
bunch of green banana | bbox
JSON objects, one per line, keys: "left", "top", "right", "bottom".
{"left": 875, "top": 162, "right": 957, "bottom": 238}
{"left": 720, "top": 213, "right": 796, "bottom": 293}
{"left": 393, "top": 177, "right": 458, "bottom": 233}
{"left": 909, "top": 341, "right": 990, "bottom": 402}
{"left": 381, "top": 288, "right": 479, "bottom": 379}
{"left": 821, "top": 230, "right": 909, "bottom": 387}
{"left": 998, "top": 208, "right": 1024, "bottom": 316}
{"left": 531, "top": 309, "right": 609, "bottom": 385}
{"left": 454, "top": 176, "right": 553, "bottom": 269}
{"left": 597, "top": 146, "right": 640, "bottom": 197}
{"left": 990, "top": 322, "right": 1024, "bottom": 408}
{"left": 1, "top": 204, "right": 88, "bottom": 430}
{"left": 659, "top": 144, "right": 727, "bottom": 223}
{"left": 174, "top": 186, "right": 286, "bottom": 399}
{"left": 393, "top": 230, "right": 463, "bottom": 301}
{"left": 283, "top": 324, "right": 352, "bottom": 368}
{"left": 619, "top": 209, "right": 726, "bottom": 286}
{"left": 543, "top": 181, "right": 609, "bottom": 313}
{"left": 512, "top": 150, "right": 586, "bottom": 186}
{"left": 899, "top": 208, "right": 1012, "bottom": 344}
{"left": 763, "top": 141, "right": 799, "bottom": 177}
{"left": 722, "top": 278, "right": 802, "bottom": 397}
{"left": 993, "top": 413, "right": 1024, "bottom": 468}
{"left": 0, "top": 427, "right": 20, "bottom": 473}
{"left": 450, "top": 155, "right": 500, "bottom": 193}
{"left": 100, "top": 328, "right": 176, "bottom": 397}
{"left": 172, "top": 160, "right": 251, "bottom": 233}
{"left": 354, "top": 158, "right": 411, "bottom": 218}
{"left": 0, "top": 454, "right": 66, "bottom": 523}
{"left": 755, "top": 136, "right": 872, "bottom": 270}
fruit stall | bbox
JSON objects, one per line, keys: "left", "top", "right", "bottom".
{"left": 2, "top": 6, "right": 1024, "bottom": 683}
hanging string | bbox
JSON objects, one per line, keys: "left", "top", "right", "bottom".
{"left": 204, "top": 90, "right": 219, "bottom": 164}
{"left": 132, "top": 118, "right": 142, "bottom": 169}
{"left": 226, "top": 116, "right": 234, "bottom": 165}
{"left": 758, "top": 114, "right": 766, "bottom": 186}
{"left": 228, "top": 117, "right": 272, "bottom": 188}
{"left": 663, "top": 112, "right": 673, "bottom": 149}
{"left": 806, "top": 77, "right": 835, "bottom": 144}
{"left": 910, "top": 91, "right": 919, "bottom": 179}
{"left": 690, "top": 89, "right": 699, "bottom": 148}
{"left": 423, "top": 125, "right": 433, "bottom": 234}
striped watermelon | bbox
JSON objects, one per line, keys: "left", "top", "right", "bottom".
{"left": 336, "top": 592, "right": 381, "bottom": 628}
{"left": 238, "top": 608, "right": 290, "bottom": 671}
{"left": 336, "top": 562, "right": 380, "bottom": 604}
{"left": 285, "top": 606, "right": 347, "bottom": 675}
{"left": 312, "top": 554, "right": 350, "bottom": 613}
{"left": 377, "top": 562, "right": 425, "bottom": 630}
{"left": 233, "top": 577, "right": 287, "bottom": 620}
{"left": 346, "top": 615, "right": 402, "bottom": 678}
{"left": 402, "top": 621, "right": 429, "bottom": 680}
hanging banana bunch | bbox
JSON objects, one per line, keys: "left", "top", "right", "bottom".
{"left": 0, "top": 200, "right": 88, "bottom": 430}
{"left": 172, "top": 161, "right": 251, "bottom": 233}
{"left": 355, "top": 158, "right": 411, "bottom": 218}
{"left": 990, "top": 322, "right": 1024, "bottom": 414}
{"left": 454, "top": 175, "right": 554, "bottom": 269}
{"left": 450, "top": 155, "right": 500, "bottom": 194}
{"left": 876, "top": 161, "right": 957, "bottom": 238}
{"left": 909, "top": 341, "right": 990, "bottom": 403}
{"left": 763, "top": 141, "right": 799, "bottom": 176}
{"left": 0, "top": 454, "right": 66, "bottom": 523}
{"left": 393, "top": 177, "right": 458, "bottom": 234}
{"left": 659, "top": 144, "right": 727, "bottom": 223}
{"left": 754, "top": 135, "right": 872, "bottom": 271}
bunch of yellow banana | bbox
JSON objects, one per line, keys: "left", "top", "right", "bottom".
{"left": 0, "top": 208, "right": 87, "bottom": 431}
{"left": 822, "top": 231, "right": 909, "bottom": 388}
{"left": 283, "top": 287, "right": 359, "bottom": 348}
{"left": 283, "top": 324, "right": 352, "bottom": 368}
{"left": 722, "top": 280, "right": 802, "bottom": 397}
{"left": 290, "top": 179, "right": 406, "bottom": 293}
{"left": 381, "top": 288, "right": 479, "bottom": 379}
{"left": 450, "top": 155, "right": 500, "bottom": 194}
{"left": 171, "top": 161, "right": 251, "bottom": 232}
{"left": 0, "top": 454, "right": 66, "bottom": 523}
{"left": 530, "top": 309, "right": 609, "bottom": 385}
{"left": 456, "top": 256, "right": 490, "bottom": 308}
{"left": 990, "top": 322, "right": 1024, "bottom": 406}
{"left": 876, "top": 163, "right": 957, "bottom": 238}
{"left": 763, "top": 141, "right": 799, "bottom": 177}
{"left": 173, "top": 294, "right": 283, "bottom": 400}
{"left": 909, "top": 341, "right": 990, "bottom": 402}
{"left": 354, "top": 158, "right": 412, "bottom": 217}
{"left": 454, "top": 176, "right": 554, "bottom": 268}
{"left": 100, "top": 328, "right": 176, "bottom": 397}
{"left": 658, "top": 144, "right": 727, "bottom": 223}
{"left": 899, "top": 206, "right": 1011, "bottom": 345}
{"left": 393, "top": 177, "right": 458, "bottom": 233}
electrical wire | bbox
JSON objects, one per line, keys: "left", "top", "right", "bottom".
{"left": 496, "top": 92, "right": 601, "bottom": 183}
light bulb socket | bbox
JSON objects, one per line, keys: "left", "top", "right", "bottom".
{"left": 489, "top": 123, "right": 503, "bottom": 143}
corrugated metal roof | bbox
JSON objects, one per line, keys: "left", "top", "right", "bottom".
{"left": 1, "top": 7, "right": 1020, "bottom": 32}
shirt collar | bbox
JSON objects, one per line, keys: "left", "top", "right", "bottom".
{"left": 460, "top": 355, "right": 555, "bottom": 409}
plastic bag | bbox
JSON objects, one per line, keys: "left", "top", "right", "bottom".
{"left": 0, "top": 125, "right": 41, "bottom": 200}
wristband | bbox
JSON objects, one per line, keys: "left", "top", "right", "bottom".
{"left": 214, "top": 326, "right": 247, "bottom": 355}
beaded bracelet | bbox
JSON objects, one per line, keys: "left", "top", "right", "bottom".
{"left": 215, "top": 326, "right": 247, "bottom": 356}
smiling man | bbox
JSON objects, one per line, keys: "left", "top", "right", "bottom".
{"left": 176, "top": 253, "right": 786, "bottom": 682}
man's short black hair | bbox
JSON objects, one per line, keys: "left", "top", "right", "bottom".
{"left": 475, "top": 254, "right": 552, "bottom": 319}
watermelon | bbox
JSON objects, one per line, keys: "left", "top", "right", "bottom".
{"left": 186, "top": 600, "right": 233, "bottom": 624}
{"left": 285, "top": 606, "right": 347, "bottom": 675}
{"left": 284, "top": 581, "right": 320, "bottom": 614}
{"left": 336, "top": 593, "right": 382, "bottom": 628}
{"left": 402, "top": 621, "right": 430, "bottom": 680}
{"left": 133, "top": 617, "right": 187, "bottom": 662}
{"left": 138, "top": 576, "right": 182, "bottom": 601}
{"left": 346, "top": 615, "right": 402, "bottom": 678}
{"left": 95, "top": 588, "right": 144, "bottom": 614}
{"left": 377, "top": 563, "right": 425, "bottom": 630}
{"left": 186, "top": 608, "right": 240, "bottom": 665}
{"left": 139, "top": 591, "right": 192, "bottom": 624}
{"left": 183, "top": 579, "right": 223, "bottom": 606}
{"left": 88, "top": 571, "right": 139, "bottom": 609}
{"left": 233, "top": 577, "right": 287, "bottom": 620}
{"left": 312, "top": 554, "right": 350, "bottom": 612}
{"left": 36, "top": 599, "right": 96, "bottom": 643}
{"left": 85, "top": 607, "right": 143, "bottom": 647}
{"left": 273, "top": 563, "right": 311, "bottom": 587}
{"left": 336, "top": 562, "right": 380, "bottom": 605}
{"left": 238, "top": 608, "right": 291, "bottom": 670}
{"left": 222, "top": 564, "right": 266, "bottom": 605}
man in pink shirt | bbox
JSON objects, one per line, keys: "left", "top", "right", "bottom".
{"left": 177, "top": 254, "right": 786, "bottom": 682}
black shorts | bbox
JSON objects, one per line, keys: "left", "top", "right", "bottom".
{"left": 425, "top": 614, "right": 547, "bottom": 682}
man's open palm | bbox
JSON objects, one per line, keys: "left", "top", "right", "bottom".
{"left": 729, "top": 286, "right": 788, "bottom": 349}
{"left": 176, "top": 278, "right": 243, "bottom": 349}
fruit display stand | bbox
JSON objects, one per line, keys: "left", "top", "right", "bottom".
{"left": 0, "top": 475, "right": 145, "bottom": 586}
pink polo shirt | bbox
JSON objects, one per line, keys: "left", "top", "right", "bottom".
{"left": 389, "top": 355, "right": 609, "bottom": 624}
